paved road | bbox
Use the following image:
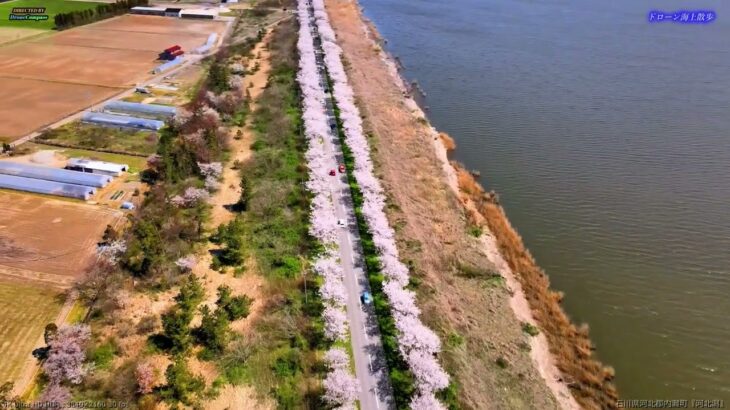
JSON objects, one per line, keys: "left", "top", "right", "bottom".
{"left": 303, "top": 3, "right": 395, "bottom": 408}
{"left": 323, "top": 109, "right": 395, "bottom": 410}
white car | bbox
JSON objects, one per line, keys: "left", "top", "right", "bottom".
{"left": 337, "top": 219, "right": 347, "bottom": 228}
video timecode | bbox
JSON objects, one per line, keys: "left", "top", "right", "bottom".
{"left": 617, "top": 399, "right": 724, "bottom": 408}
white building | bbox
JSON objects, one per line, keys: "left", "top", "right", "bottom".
{"left": 66, "top": 158, "right": 129, "bottom": 177}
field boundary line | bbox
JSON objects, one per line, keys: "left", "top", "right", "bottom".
{"left": 0, "top": 75, "right": 128, "bottom": 90}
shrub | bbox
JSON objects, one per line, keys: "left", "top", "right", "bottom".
{"left": 88, "top": 340, "right": 119, "bottom": 370}
{"left": 160, "top": 307, "right": 194, "bottom": 355}
{"left": 160, "top": 359, "right": 205, "bottom": 405}
{"left": 216, "top": 285, "right": 252, "bottom": 321}
{"left": 137, "top": 314, "right": 159, "bottom": 335}
{"left": 195, "top": 306, "right": 230, "bottom": 357}
{"left": 522, "top": 322, "right": 540, "bottom": 337}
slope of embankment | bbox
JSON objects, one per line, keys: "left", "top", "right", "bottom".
{"left": 322, "top": 0, "right": 618, "bottom": 409}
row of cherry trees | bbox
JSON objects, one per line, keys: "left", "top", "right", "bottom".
{"left": 310, "top": 1, "right": 450, "bottom": 408}
{"left": 297, "top": 2, "right": 360, "bottom": 408}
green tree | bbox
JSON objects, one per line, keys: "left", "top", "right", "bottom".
{"left": 124, "top": 218, "right": 164, "bottom": 276}
{"left": 160, "top": 359, "right": 204, "bottom": 405}
{"left": 161, "top": 307, "right": 193, "bottom": 355}
{"left": 174, "top": 275, "right": 205, "bottom": 314}
{"left": 208, "top": 59, "right": 231, "bottom": 94}
{"left": 216, "top": 286, "right": 251, "bottom": 321}
{"left": 195, "top": 305, "right": 230, "bottom": 356}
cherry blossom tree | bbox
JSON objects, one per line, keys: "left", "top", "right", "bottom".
{"left": 410, "top": 391, "right": 447, "bottom": 410}
{"left": 322, "top": 368, "right": 361, "bottom": 406}
{"left": 324, "top": 347, "right": 350, "bottom": 370}
{"left": 170, "top": 187, "right": 209, "bottom": 208}
{"left": 175, "top": 255, "right": 197, "bottom": 272}
{"left": 308, "top": 1, "right": 451, "bottom": 405}
{"left": 135, "top": 362, "right": 156, "bottom": 394}
{"left": 323, "top": 305, "right": 349, "bottom": 341}
{"left": 38, "top": 383, "right": 71, "bottom": 407}
{"left": 43, "top": 324, "right": 91, "bottom": 385}
{"left": 96, "top": 240, "right": 127, "bottom": 265}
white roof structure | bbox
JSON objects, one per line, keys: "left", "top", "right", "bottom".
{"left": 67, "top": 158, "right": 129, "bottom": 176}
{"left": 180, "top": 8, "right": 218, "bottom": 18}
{"left": 131, "top": 6, "right": 166, "bottom": 12}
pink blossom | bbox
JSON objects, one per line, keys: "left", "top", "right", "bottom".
{"left": 135, "top": 362, "right": 156, "bottom": 394}
{"left": 175, "top": 255, "right": 196, "bottom": 272}
{"left": 198, "top": 162, "right": 223, "bottom": 178}
{"left": 38, "top": 384, "right": 71, "bottom": 408}
{"left": 410, "top": 391, "right": 447, "bottom": 410}
{"left": 323, "top": 305, "right": 349, "bottom": 341}
{"left": 43, "top": 324, "right": 91, "bottom": 384}
{"left": 309, "top": 0, "right": 450, "bottom": 399}
{"left": 170, "top": 187, "right": 209, "bottom": 208}
{"left": 394, "top": 313, "right": 441, "bottom": 356}
{"left": 96, "top": 240, "right": 126, "bottom": 265}
{"left": 323, "top": 347, "right": 350, "bottom": 370}
{"left": 322, "top": 368, "right": 360, "bottom": 406}
{"left": 406, "top": 351, "right": 450, "bottom": 392}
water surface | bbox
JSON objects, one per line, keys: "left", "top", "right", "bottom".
{"left": 360, "top": 0, "right": 730, "bottom": 401}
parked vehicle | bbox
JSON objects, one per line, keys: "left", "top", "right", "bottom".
{"left": 338, "top": 164, "right": 346, "bottom": 173}
{"left": 361, "top": 292, "right": 373, "bottom": 305}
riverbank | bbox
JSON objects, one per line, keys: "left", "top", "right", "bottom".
{"left": 322, "top": 0, "right": 617, "bottom": 408}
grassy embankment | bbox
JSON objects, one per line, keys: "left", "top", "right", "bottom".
{"left": 220, "top": 16, "right": 333, "bottom": 408}
{"left": 455, "top": 165, "right": 619, "bottom": 409}
{"left": 0, "top": 0, "right": 101, "bottom": 30}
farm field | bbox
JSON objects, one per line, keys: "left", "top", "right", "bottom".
{"left": 0, "top": 191, "right": 122, "bottom": 278}
{"left": 0, "top": 277, "right": 65, "bottom": 387}
{"left": 0, "top": 0, "right": 102, "bottom": 30}
{"left": 0, "top": 79, "right": 112, "bottom": 143}
{"left": 0, "top": 27, "right": 45, "bottom": 45}
{"left": 0, "top": 14, "right": 227, "bottom": 140}
{"left": 37, "top": 122, "right": 159, "bottom": 156}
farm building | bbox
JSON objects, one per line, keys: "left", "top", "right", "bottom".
{"left": 165, "top": 7, "right": 182, "bottom": 17}
{"left": 152, "top": 57, "right": 185, "bottom": 74}
{"left": 0, "top": 162, "right": 112, "bottom": 187}
{"left": 180, "top": 9, "right": 217, "bottom": 19}
{"left": 192, "top": 33, "right": 218, "bottom": 54}
{"left": 104, "top": 101, "right": 177, "bottom": 118}
{"left": 159, "top": 45, "right": 184, "bottom": 61}
{"left": 67, "top": 158, "right": 129, "bottom": 177}
{"left": 0, "top": 174, "right": 96, "bottom": 200}
{"left": 130, "top": 6, "right": 167, "bottom": 16}
{"left": 82, "top": 112, "right": 165, "bottom": 131}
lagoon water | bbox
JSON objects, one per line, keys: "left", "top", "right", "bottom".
{"left": 359, "top": 0, "right": 730, "bottom": 402}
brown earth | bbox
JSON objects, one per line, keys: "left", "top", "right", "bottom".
{"left": 0, "top": 79, "right": 113, "bottom": 143}
{"left": 0, "top": 191, "right": 122, "bottom": 279}
{"left": 323, "top": 1, "right": 561, "bottom": 408}
{"left": 0, "top": 27, "right": 46, "bottom": 46}
{"left": 0, "top": 15, "right": 226, "bottom": 140}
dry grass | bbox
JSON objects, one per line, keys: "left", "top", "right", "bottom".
{"left": 439, "top": 131, "right": 456, "bottom": 151}
{"left": 455, "top": 163, "right": 619, "bottom": 409}
{"left": 0, "top": 277, "right": 65, "bottom": 386}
